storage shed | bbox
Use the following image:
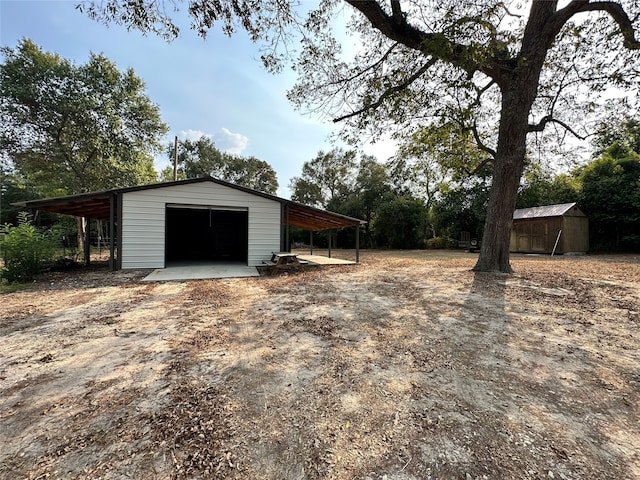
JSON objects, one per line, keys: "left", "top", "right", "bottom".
{"left": 510, "top": 202, "right": 589, "bottom": 254}
{"left": 15, "top": 177, "right": 365, "bottom": 270}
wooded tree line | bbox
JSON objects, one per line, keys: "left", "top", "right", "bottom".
{"left": 288, "top": 117, "right": 640, "bottom": 253}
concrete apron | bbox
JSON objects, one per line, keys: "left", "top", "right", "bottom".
{"left": 143, "top": 262, "right": 260, "bottom": 281}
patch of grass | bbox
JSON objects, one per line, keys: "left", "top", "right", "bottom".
{"left": 0, "top": 279, "right": 33, "bottom": 293}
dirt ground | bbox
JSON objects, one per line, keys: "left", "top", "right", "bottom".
{"left": 1, "top": 250, "right": 639, "bottom": 480}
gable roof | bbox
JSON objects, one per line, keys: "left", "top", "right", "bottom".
{"left": 13, "top": 176, "right": 365, "bottom": 232}
{"left": 513, "top": 202, "right": 580, "bottom": 220}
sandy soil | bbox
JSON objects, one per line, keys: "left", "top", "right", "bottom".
{"left": 1, "top": 251, "right": 639, "bottom": 479}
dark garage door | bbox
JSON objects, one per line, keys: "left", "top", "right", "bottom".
{"left": 166, "top": 206, "right": 248, "bottom": 263}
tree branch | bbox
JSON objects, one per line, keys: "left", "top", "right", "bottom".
{"left": 327, "top": 43, "right": 399, "bottom": 88}
{"left": 470, "top": 122, "right": 496, "bottom": 158}
{"left": 576, "top": 1, "right": 640, "bottom": 49}
{"left": 343, "top": 0, "right": 493, "bottom": 76}
{"left": 333, "top": 57, "right": 437, "bottom": 123}
{"left": 527, "top": 115, "right": 587, "bottom": 140}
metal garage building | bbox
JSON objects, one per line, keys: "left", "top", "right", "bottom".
{"left": 16, "top": 177, "right": 365, "bottom": 270}
{"left": 510, "top": 202, "right": 589, "bottom": 254}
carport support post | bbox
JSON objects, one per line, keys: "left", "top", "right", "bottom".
{"left": 328, "top": 230, "right": 332, "bottom": 258}
{"left": 109, "top": 194, "right": 116, "bottom": 271}
{"left": 355, "top": 224, "right": 360, "bottom": 263}
{"left": 310, "top": 231, "right": 313, "bottom": 255}
{"left": 285, "top": 204, "right": 290, "bottom": 252}
{"left": 84, "top": 217, "right": 91, "bottom": 266}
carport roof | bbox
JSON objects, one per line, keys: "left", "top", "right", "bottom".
{"left": 13, "top": 177, "right": 365, "bottom": 232}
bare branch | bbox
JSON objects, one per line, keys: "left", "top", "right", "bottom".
{"left": 499, "top": 3, "right": 522, "bottom": 19}
{"left": 528, "top": 115, "right": 587, "bottom": 140}
{"left": 327, "top": 43, "right": 399, "bottom": 88}
{"left": 333, "top": 57, "right": 437, "bottom": 123}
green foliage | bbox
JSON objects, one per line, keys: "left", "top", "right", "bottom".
{"left": 431, "top": 179, "right": 490, "bottom": 240}
{"left": 290, "top": 149, "right": 356, "bottom": 208}
{"left": 165, "top": 136, "right": 279, "bottom": 194}
{"left": 517, "top": 165, "right": 580, "bottom": 208}
{"left": 0, "top": 212, "right": 58, "bottom": 282}
{"left": 0, "top": 38, "right": 167, "bottom": 196}
{"left": 592, "top": 117, "right": 640, "bottom": 158}
{"left": 374, "top": 196, "right": 428, "bottom": 249}
{"left": 578, "top": 143, "right": 640, "bottom": 252}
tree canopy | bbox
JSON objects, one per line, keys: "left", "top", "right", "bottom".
{"left": 0, "top": 38, "right": 167, "bottom": 197}
{"left": 579, "top": 142, "right": 640, "bottom": 251}
{"left": 79, "top": 0, "right": 640, "bottom": 271}
{"left": 162, "top": 136, "right": 279, "bottom": 194}
{"left": 289, "top": 148, "right": 356, "bottom": 209}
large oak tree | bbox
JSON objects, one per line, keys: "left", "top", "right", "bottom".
{"left": 0, "top": 39, "right": 167, "bottom": 197}
{"left": 80, "top": 0, "right": 640, "bottom": 272}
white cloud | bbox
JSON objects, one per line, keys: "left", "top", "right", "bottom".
{"left": 178, "top": 128, "right": 248, "bottom": 155}
{"left": 215, "top": 128, "right": 249, "bottom": 155}
{"left": 179, "top": 129, "right": 211, "bottom": 141}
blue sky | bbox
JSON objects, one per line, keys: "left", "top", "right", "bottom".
{"left": 0, "top": 0, "right": 395, "bottom": 197}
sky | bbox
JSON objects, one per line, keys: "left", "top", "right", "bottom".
{"left": 0, "top": 0, "right": 396, "bottom": 198}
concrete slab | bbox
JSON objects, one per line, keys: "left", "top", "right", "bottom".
{"left": 143, "top": 262, "right": 259, "bottom": 281}
{"left": 296, "top": 255, "right": 356, "bottom": 266}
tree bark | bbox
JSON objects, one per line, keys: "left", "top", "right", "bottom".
{"left": 473, "top": 84, "right": 533, "bottom": 273}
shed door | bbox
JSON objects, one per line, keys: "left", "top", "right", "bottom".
{"left": 516, "top": 221, "right": 548, "bottom": 252}
{"left": 165, "top": 206, "right": 248, "bottom": 263}
{"left": 530, "top": 221, "right": 547, "bottom": 251}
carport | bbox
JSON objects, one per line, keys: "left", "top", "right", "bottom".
{"left": 14, "top": 177, "right": 366, "bottom": 272}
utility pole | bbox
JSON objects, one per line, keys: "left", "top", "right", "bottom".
{"left": 173, "top": 135, "right": 178, "bottom": 181}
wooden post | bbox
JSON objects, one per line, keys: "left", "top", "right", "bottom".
{"left": 109, "top": 194, "right": 116, "bottom": 271}
{"left": 310, "top": 230, "right": 313, "bottom": 255}
{"left": 355, "top": 224, "right": 360, "bottom": 263}
{"left": 84, "top": 217, "right": 91, "bottom": 266}
{"left": 328, "top": 230, "right": 332, "bottom": 258}
{"left": 551, "top": 229, "right": 562, "bottom": 256}
{"left": 285, "top": 204, "right": 290, "bottom": 252}
{"left": 117, "top": 195, "right": 123, "bottom": 269}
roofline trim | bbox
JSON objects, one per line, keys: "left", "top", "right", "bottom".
{"left": 13, "top": 176, "right": 366, "bottom": 228}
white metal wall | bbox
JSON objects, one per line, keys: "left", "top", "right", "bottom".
{"left": 120, "top": 182, "right": 281, "bottom": 269}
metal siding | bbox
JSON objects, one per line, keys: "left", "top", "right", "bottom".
{"left": 121, "top": 182, "right": 281, "bottom": 269}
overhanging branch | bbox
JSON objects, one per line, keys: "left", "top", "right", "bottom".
{"left": 528, "top": 115, "right": 587, "bottom": 140}
{"left": 333, "top": 57, "right": 437, "bottom": 123}
{"left": 577, "top": 1, "right": 640, "bottom": 49}
{"left": 343, "top": 0, "right": 493, "bottom": 76}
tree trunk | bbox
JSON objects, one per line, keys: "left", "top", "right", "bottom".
{"left": 77, "top": 216, "right": 85, "bottom": 250}
{"left": 473, "top": 86, "right": 532, "bottom": 273}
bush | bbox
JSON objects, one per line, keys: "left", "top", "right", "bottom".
{"left": 426, "top": 237, "right": 459, "bottom": 249}
{"left": 0, "top": 212, "right": 58, "bottom": 283}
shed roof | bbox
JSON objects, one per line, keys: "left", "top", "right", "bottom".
{"left": 13, "top": 177, "right": 365, "bottom": 232}
{"left": 513, "top": 202, "right": 579, "bottom": 220}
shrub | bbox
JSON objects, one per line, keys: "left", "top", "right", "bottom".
{"left": 426, "top": 236, "right": 459, "bottom": 249}
{"left": 0, "top": 212, "right": 58, "bottom": 283}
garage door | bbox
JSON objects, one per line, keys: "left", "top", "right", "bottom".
{"left": 165, "top": 205, "right": 248, "bottom": 263}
